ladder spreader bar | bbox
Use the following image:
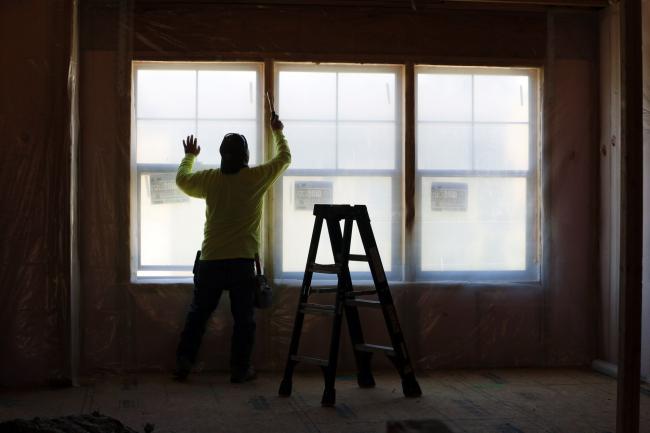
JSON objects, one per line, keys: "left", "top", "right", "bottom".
{"left": 310, "top": 263, "right": 341, "bottom": 274}
{"left": 348, "top": 254, "right": 369, "bottom": 262}
{"left": 345, "top": 299, "right": 381, "bottom": 308}
{"left": 355, "top": 343, "right": 395, "bottom": 356}
{"left": 291, "top": 355, "right": 329, "bottom": 366}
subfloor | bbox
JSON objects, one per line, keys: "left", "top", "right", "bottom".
{"left": 1, "top": 369, "right": 649, "bottom": 433}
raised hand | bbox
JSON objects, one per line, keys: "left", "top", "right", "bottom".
{"left": 182, "top": 134, "right": 201, "bottom": 156}
{"left": 270, "top": 113, "right": 284, "bottom": 131}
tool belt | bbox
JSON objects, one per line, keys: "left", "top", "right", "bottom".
{"left": 254, "top": 253, "right": 273, "bottom": 309}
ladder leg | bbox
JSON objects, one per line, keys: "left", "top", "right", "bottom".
{"left": 319, "top": 218, "right": 347, "bottom": 406}
{"left": 341, "top": 218, "right": 375, "bottom": 388}
{"left": 356, "top": 214, "right": 422, "bottom": 398}
{"left": 279, "top": 216, "right": 324, "bottom": 397}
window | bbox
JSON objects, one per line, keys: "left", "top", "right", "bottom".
{"left": 130, "top": 61, "right": 540, "bottom": 283}
{"left": 415, "top": 66, "right": 539, "bottom": 280}
{"left": 131, "top": 62, "right": 262, "bottom": 279}
{"left": 274, "top": 64, "right": 402, "bottom": 280}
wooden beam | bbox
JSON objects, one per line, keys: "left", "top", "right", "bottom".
{"left": 443, "top": 0, "right": 608, "bottom": 7}
{"left": 403, "top": 63, "right": 415, "bottom": 281}
{"left": 616, "top": 0, "right": 643, "bottom": 431}
{"left": 131, "top": 0, "right": 610, "bottom": 8}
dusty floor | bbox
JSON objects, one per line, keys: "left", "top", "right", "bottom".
{"left": 1, "top": 369, "right": 649, "bottom": 433}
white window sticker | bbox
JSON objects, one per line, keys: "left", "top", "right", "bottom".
{"left": 148, "top": 173, "right": 188, "bottom": 205}
{"left": 294, "top": 181, "right": 333, "bottom": 210}
{"left": 431, "top": 182, "right": 468, "bottom": 211}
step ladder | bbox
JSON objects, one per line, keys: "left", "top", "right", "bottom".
{"left": 278, "top": 204, "right": 422, "bottom": 406}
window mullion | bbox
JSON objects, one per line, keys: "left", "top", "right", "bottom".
{"left": 404, "top": 63, "right": 416, "bottom": 282}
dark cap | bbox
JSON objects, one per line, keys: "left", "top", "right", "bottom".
{"left": 220, "top": 133, "right": 249, "bottom": 174}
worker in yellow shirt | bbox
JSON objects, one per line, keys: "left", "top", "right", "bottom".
{"left": 174, "top": 113, "right": 290, "bottom": 382}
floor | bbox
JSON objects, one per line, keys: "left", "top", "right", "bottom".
{"left": 1, "top": 369, "right": 649, "bottom": 433}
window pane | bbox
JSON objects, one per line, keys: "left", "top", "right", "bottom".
{"left": 282, "top": 176, "right": 392, "bottom": 273}
{"left": 338, "top": 122, "right": 396, "bottom": 170}
{"left": 283, "top": 121, "right": 337, "bottom": 169}
{"left": 420, "top": 177, "right": 527, "bottom": 271}
{"left": 338, "top": 73, "right": 395, "bottom": 121}
{"left": 137, "top": 70, "right": 196, "bottom": 119}
{"left": 474, "top": 124, "right": 529, "bottom": 171}
{"left": 137, "top": 120, "right": 195, "bottom": 164}
{"left": 279, "top": 71, "right": 337, "bottom": 120}
{"left": 198, "top": 70, "right": 257, "bottom": 119}
{"left": 474, "top": 75, "right": 529, "bottom": 122}
{"left": 139, "top": 173, "right": 205, "bottom": 267}
{"left": 417, "top": 73, "right": 472, "bottom": 122}
{"left": 417, "top": 123, "right": 472, "bottom": 170}
{"left": 197, "top": 120, "right": 258, "bottom": 165}
{"left": 133, "top": 63, "right": 262, "bottom": 277}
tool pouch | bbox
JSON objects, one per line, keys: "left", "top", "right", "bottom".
{"left": 254, "top": 253, "right": 272, "bottom": 309}
{"left": 192, "top": 250, "right": 201, "bottom": 275}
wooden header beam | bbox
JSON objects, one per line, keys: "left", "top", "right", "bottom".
{"left": 443, "top": 0, "right": 609, "bottom": 7}
{"left": 127, "top": 0, "right": 610, "bottom": 9}
{"left": 616, "top": 0, "right": 643, "bottom": 431}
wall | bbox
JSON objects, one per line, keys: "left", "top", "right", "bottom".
{"left": 0, "top": 0, "right": 75, "bottom": 385}
{"left": 78, "top": 2, "right": 600, "bottom": 374}
{"left": 599, "top": 1, "right": 650, "bottom": 381}
{"left": 598, "top": 2, "right": 621, "bottom": 366}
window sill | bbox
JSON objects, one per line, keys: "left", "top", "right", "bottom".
{"left": 273, "top": 278, "right": 542, "bottom": 290}
{"left": 131, "top": 277, "right": 193, "bottom": 286}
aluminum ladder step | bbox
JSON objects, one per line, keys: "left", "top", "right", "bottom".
{"left": 300, "top": 303, "right": 336, "bottom": 315}
{"left": 345, "top": 299, "right": 381, "bottom": 308}
{"left": 310, "top": 286, "right": 338, "bottom": 294}
{"left": 355, "top": 343, "right": 395, "bottom": 356}
{"left": 291, "top": 355, "right": 329, "bottom": 366}
{"left": 346, "top": 289, "right": 377, "bottom": 297}
{"left": 310, "top": 263, "right": 341, "bottom": 274}
{"left": 348, "top": 254, "right": 369, "bottom": 262}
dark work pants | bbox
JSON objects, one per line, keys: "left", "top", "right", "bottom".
{"left": 176, "top": 258, "right": 256, "bottom": 373}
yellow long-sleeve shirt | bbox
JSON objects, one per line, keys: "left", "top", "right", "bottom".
{"left": 176, "top": 130, "right": 291, "bottom": 260}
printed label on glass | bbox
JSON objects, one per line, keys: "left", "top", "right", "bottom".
{"left": 148, "top": 173, "right": 189, "bottom": 204}
{"left": 431, "top": 182, "right": 468, "bottom": 211}
{"left": 294, "top": 181, "right": 333, "bottom": 210}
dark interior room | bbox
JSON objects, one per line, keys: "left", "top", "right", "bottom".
{"left": 1, "top": 0, "right": 649, "bottom": 432}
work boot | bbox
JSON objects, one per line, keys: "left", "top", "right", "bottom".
{"left": 230, "top": 366, "right": 257, "bottom": 384}
{"left": 173, "top": 356, "right": 192, "bottom": 382}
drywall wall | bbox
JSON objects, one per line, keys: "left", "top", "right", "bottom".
{"left": 77, "top": 3, "right": 600, "bottom": 375}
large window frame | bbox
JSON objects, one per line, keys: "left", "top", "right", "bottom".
{"left": 272, "top": 63, "right": 403, "bottom": 281}
{"left": 130, "top": 61, "right": 263, "bottom": 280}
{"left": 129, "top": 60, "right": 541, "bottom": 283}
{"left": 414, "top": 65, "right": 540, "bottom": 282}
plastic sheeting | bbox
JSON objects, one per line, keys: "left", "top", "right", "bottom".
{"left": 2, "top": 0, "right": 604, "bottom": 384}
{"left": 0, "top": 0, "right": 76, "bottom": 385}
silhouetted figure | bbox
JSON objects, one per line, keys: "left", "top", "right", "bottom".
{"left": 174, "top": 114, "right": 289, "bottom": 382}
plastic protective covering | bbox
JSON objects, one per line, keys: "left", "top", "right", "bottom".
{"left": 2, "top": 0, "right": 605, "bottom": 384}
{"left": 0, "top": 0, "right": 77, "bottom": 385}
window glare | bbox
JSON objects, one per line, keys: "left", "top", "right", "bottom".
{"left": 417, "top": 74, "right": 472, "bottom": 122}
{"left": 281, "top": 176, "right": 393, "bottom": 274}
{"left": 279, "top": 72, "right": 337, "bottom": 120}
{"left": 198, "top": 70, "right": 257, "bottom": 119}
{"left": 137, "top": 70, "right": 196, "bottom": 119}
{"left": 420, "top": 177, "right": 527, "bottom": 272}
{"left": 139, "top": 173, "right": 205, "bottom": 267}
{"left": 277, "top": 66, "right": 400, "bottom": 278}
{"left": 338, "top": 73, "right": 396, "bottom": 121}
{"left": 133, "top": 63, "right": 261, "bottom": 278}
{"left": 474, "top": 75, "right": 529, "bottom": 122}
{"left": 416, "top": 68, "right": 536, "bottom": 279}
